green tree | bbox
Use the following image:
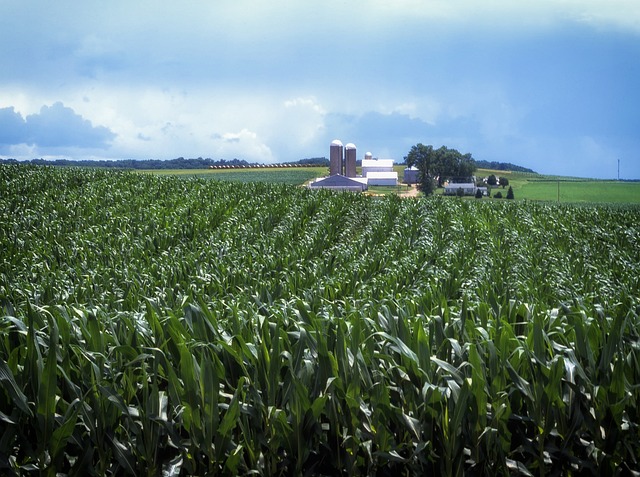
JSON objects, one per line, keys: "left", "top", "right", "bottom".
{"left": 457, "top": 153, "right": 477, "bottom": 179}
{"left": 499, "top": 177, "right": 509, "bottom": 188}
{"left": 487, "top": 174, "right": 497, "bottom": 186}
{"left": 405, "top": 143, "right": 436, "bottom": 195}
{"left": 421, "top": 176, "right": 437, "bottom": 195}
{"left": 506, "top": 186, "right": 515, "bottom": 199}
{"left": 475, "top": 188, "right": 483, "bottom": 199}
{"left": 432, "top": 147, "right": 476, "bottom": 186}
{"left": 406, "top": 144, "right": 477, "bottom": 194}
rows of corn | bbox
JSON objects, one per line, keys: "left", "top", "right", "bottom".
{"left": 1, "top": 164, "right": 639, "bottom": 476}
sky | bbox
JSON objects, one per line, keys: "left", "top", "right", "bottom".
{"left": 1, "top": 1, "right": 639, "bottom": 179}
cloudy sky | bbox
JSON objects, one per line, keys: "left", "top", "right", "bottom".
{"left": 1, "top": 1, "right": 639, "bottom": 178}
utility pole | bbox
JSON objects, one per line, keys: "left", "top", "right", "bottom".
{"left": 618, "top": 159, "right": 620, "bottom": 181}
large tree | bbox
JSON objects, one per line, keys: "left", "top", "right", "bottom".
{"left": 405, "top": 144, "right": 477, "bottom": 195}
{"left": 433, "top": 147, "right": 476, "bottom": 185}
{"left": 405, "top": 143, "right": 436, "bottom": 195}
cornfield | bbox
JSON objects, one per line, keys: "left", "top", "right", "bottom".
{"left": 1, "top": 164, "right": 639, "bottom": 476}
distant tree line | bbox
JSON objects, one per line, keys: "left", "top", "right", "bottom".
{"left": 296, "top": 157, "right": 330, "bottom": 167}
{"left": 0, "top": 157, "right": 251, "bottom": 169}
{"left": 0, "top": 156, "right": 330, "bottom": 169}
{"left": 474, "top": 160, "right": 536, "bottom": 173}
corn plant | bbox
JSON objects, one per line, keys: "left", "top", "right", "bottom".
{"left": 1, "top": 164, "right": 639, "bottom": 475}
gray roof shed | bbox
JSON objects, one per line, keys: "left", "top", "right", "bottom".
{"left": 309, "top": 175, "right": 368, "bottom": 192}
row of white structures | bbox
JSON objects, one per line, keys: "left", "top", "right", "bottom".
{"left": 362, "top": 157, "right": 397, "bottom": 186}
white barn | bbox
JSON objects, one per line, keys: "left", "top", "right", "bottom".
{"left": 366, "top": 171, "right": 399, "bottom": 186}
{"left": 361, "top": 159, "right": 394, "bottom": 176}
{"left": 361, "top": 158, "right": 397, "bottom": 186}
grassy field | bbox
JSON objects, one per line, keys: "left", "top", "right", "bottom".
{"left": 517, "top": 180, "right": 640, "bottom": 203}
{"left": 141, "top": 167, "right": 328, "bottom": 185}
{"left": 469, "top": 169, "right": 640, "bottom": 204}
{"left": 1, "top": 164, "right": 639, "bottom": 475}
{"left": 366, "top": 184, "right": 414, "bottom": 196}
{"left": 142, "top": 166, "right": 640, "bottom": 203}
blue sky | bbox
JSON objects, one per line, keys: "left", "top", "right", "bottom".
{"left": 1, "top": 1, "right": 639, "bottom": 178}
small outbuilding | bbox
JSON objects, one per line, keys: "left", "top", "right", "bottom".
{"left": 403, "top": 166, "right": 419, "bottom": 184}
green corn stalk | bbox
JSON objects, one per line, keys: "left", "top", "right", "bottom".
{"left": 1, "top": 165, "right": 640, "bottom": 474}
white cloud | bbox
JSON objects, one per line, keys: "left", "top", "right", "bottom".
{"left": 211, "top": 129, "right": 274, "bottom": 162}
{"left": 371, "top": 0, "right": 640, "bottom": 31}
{"left": 373, "top": 99, "right": 442, "bottom": 126}
{"left": 58, "top": 86, "right": 280, "bottom": 161}
{"left": 281, "top": 97, "right": 326, "bottom": 146}
{"left": 284, "top": 97, "right": 325, "bottom": 115}
{"left": 1, "top": 1, "right": 639, "bottom": 178}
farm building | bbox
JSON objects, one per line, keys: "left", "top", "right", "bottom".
{"left": 361, "top": 157, "right": 397, "bottom": 186}
{"left": 309, "top": 140, "right": 397, "bottom": 190}
{"left": 329, "top": 140, "right": 344, "bottom": 176}
{"left": 309, "top": 175, "right": 368, "bottom": 192}
{"left": 366, "top": 171, "right": 399, "bottom": 186}
{"left": 344, "top": 143, "right": 357, "bottom": 178}
{"left": 443, "top": 183, "right": 477, "bottom": 196}
{"left": 361, "top": 159, "right": 394, "bottom": 176}
{"left": 329, "top": 140, "right": 357, "bottom": 177}
{"left": 403, "top": 166, "right": 419, "bottom": 184}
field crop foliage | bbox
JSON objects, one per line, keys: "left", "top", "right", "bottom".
{"left": 1, "top": 165, "right": 639, "bottom": 476}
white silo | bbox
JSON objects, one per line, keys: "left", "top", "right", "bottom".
{"left": 330, "top": 139, "right": 344, "bottom": 176}
{"left": 345, "top": 143, "right": 357, "bottom": 178}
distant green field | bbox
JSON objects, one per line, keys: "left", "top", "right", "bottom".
{"left": 142, "top": 166, "right": 640, "bottom": 203}
{"left": 473, "top": 169, "right": 640, "bottom": 204}
{"left": 367, "top": 184, "right": 413, "bottom": 196}
{"left": 517, "top": 180, "right": 640, "bottom": 203}
{"left": 141, "top": 167, "right": 328, "bottom": 185}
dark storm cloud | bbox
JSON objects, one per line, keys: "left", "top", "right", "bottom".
{"left": 0, "top": 102, "right": 115, "bottom": 148}
{"left": 0, "top": 107, "right": 28, "bottom": 144}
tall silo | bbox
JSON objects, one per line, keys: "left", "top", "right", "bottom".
{"left": 330, "top": 139, "right": 344, "bottom": 176}
{"left": 345, "top": 143, "right": 357, "bottom": 178}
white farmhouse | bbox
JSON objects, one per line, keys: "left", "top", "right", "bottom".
{"left": 443, "top": 183, "right": 477, "bottom": 196}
